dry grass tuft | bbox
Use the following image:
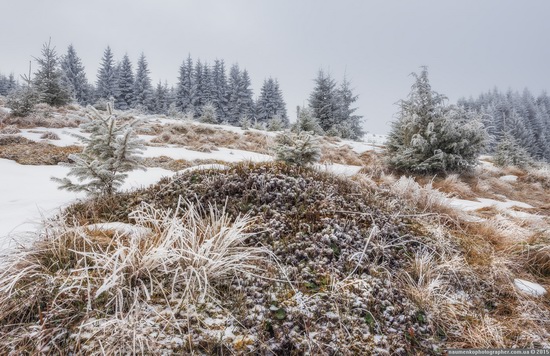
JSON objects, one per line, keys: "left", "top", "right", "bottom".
{"left": 149, "top": 123, "right": 272, "bottom": 154}
{"left": 0, "top": 124, "right": 21, "bottom": 134}
{"left": 40, "top": 131, "right": 60, "bottom": 140}
{"left": 320, "top": 144, "right": 362, "bottom": 165}
{"left": 0, "top": 199, "right": 271, "bottom": 353}
{"left": 520, "top": 232, "right": 550, "bottom": 277}
{"left": 388, "top": 176, "right": 460, "bottom": 219}
{"left": 0, "top": 140, "right": 81, "bottom": 165}
{"left": 142, "top": 156, "right": 228, "bottom": 172}
{"left": 433, "top": 174, "right": 476, "bottom": 199}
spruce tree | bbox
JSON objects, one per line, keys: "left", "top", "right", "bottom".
{"left": 193, "top": 59, "right": 205, "bottom": 116}
{"left": 227, "top": 64, "right": 242, "bottom": 124}
{"left": 96, "top": 46, "right": 117, "bottom": 101}
{"left": 387, "top": 67, "right": 486, "bottom": 174}
{"left": 7, "top": 73, "right": 17, "bottom": 93}
{"left": 211, "top": 59, "right": 229, "bottom": 121}
{"left": 133, "top": 53, "right": 153, "bottom": 111}
{"left": 202, "top": 63, "right": 214, "bottom": 105}
{"left": 308, "top": 70, "right": 338, "bottom": 132}
{"left": 255, "top": 78, "right": 288, "bottom": 126}
{"left": 272, "top": 79, "right": 288, "bottom": 126}
{"left": 153, "top": 80, "right": 169, "bottom": 114}
{"left": 275, "top": 131, "right": 321, "bottom": 166}
{"left": 114, "top": 54, "right": 134, "bottom": 110}
{"left": 33, "top": 40, "right": 71, "bottom": 106}
{"left": 0, "top": 74, "right": 8, "bottom": 96}
{"left": 292, "top": 106, "right": 324, "bottom": 135}
{"left": 333, "top": 76, "right": 364, "bottom": 139}
{"left": 52, "top": 104, "right": 144, "bottom": 196}
{"left": 240, "top": 69, "right": 255, "bottom": 120}
{"left": 175, "top": 55, "right": 194, "bottom": 114}
{"left": 60, "top": 44, "right": 90, "bottom": 105}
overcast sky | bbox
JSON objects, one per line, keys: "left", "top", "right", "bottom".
{"left": 1, "top": 0, "right": 550, "bottom": 134}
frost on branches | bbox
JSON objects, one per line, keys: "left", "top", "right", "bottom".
{"left": 52, "top": 104, "right": 144, "bottom": 196}
{"left": 275, "top": 131, "right": 321, "bottom": 166}
{"left": 387, "top": 67, "right": 486, "bottom": 174}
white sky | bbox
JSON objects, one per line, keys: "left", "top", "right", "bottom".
{"left": 1, "top": 0, "right": 550, "bottom": 134}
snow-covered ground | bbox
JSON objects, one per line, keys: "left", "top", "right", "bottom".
{"left": 0, "top": 158, "right": 174, "bottom": 254}
{"left": 142, "top": 145, "right": 273, "bottom": 162}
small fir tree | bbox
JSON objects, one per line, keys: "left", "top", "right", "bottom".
{"left": 494, "top": 133, "right": 533, "bottom": 168}
{"left": 199, "top": 102, "right": 218, "bottom": 124}
{"left": 239, "top": 115, "right": 251, "bottom": 130}
{"left": 7, "top": 66, "right": 39, "bottom": 116}
{"left": 275, "top": 131, "right": 321, "bottom": 166}
{"left": 52, "top": 104, "right": 144, "bottom": 196}
{"left": 267, "top": 115, "right": 284, "bottom": 131}
{"left": 292, "top": 106, "right": 324, "bottom": 135}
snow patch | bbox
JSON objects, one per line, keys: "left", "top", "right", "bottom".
{"left": 314, "top": 163, "right": 363, "bottom": 177}
{"left": 0, "top": 159, "right": 176, "bottom": 254}
{"left": 142, "top": 145, "right": 273, "bottom": 163}
{"left": 179, "top": 164, "right": 229, "bottom": 173}
{"left": 448, "top": 197, "right": 533, "bottom": 211}
{"left": 499, "top": 175, "right": 518, "bottom": 182}
{"left": 83, "top": 222, "right": 152, "bottom": 237}
{"left": 514, "top": 279, "right": 547, "bottom": 296}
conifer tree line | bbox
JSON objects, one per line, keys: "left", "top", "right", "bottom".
{"left": 0, "top": 40, "right": 290, "bottom": 129}
{"left": 458, "top": 89, "right": 550, "bottom": 163}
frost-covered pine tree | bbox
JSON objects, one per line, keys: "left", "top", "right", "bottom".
{"left": 255, "top": 78, "right": 288, "bottom": 126}
{"left": 193, "top": 59, "right": 205, "bottom": 116}
{"left": 60, "top": 44, "right": 90, "bottom": 105}
{"left": 0, "top": 74, "right": 9, "bottom": 96}
{"left": 202, "top": 63, "right": 214, "bottom": 105}
{"left": 211, "top": 59, "right": 228, "bottom": 120}
{"left": 7, "top": 71, "right": 39, "bottom": 117}
{"left": 226, "top": 64, "right": 242, "bottom": 124}
{"left": 292, "top": 106, "right": 324, "bottom": 135}
{"left": 7, "top": 73, "right": 17, "bottom": 94}
{"left": 52, "top": 104, "right": 144, "bottom": 196}
{"left": 240, "top": 69, "right": 255, "bottom": 120}
{"left": 494, "top": 133, "right": 532, "bottom": 168}
{"left": 274, "top": 131, "right": 321, "bottom": 166}
{"left": 133, "top": 53, "right": 153, "bottom": 111}
{"left": 152, "top": 80, "right": 169, "bottom": 114}
{"left": 387, "top": 67, "right": 486, "bottom": 174}
{"left": 96, "top": 46, "right": 117, "bottom": 101}
{"left": 175, "top": 55, "right": 195, "bottom": 114}
{"left": 114, "top": 54, "right": 134, "bottom": 110}
{"left": 308, "top": 70, "right": 338, "bottom": 132}
{"left": 333, "top": 76, "right": 364, "bottom": 140}
{"left": 33, "top": 40, "right": 71, "bottom": 106}
{"left": 199, "top": 102, "right": 218, "bottom": 124}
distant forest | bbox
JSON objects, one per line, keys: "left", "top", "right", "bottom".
{"left": 0, "top": 41, "right": 364, "bottom": 140}
{"left": 459, "top": 89, "right": 550, "bottom": 162}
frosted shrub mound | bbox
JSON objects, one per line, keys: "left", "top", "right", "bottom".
{"left": 0, "top": 199, "right": 269, "bottom": 353}
{"left": 274, "top": 131, "right": 321, "bottom": 166}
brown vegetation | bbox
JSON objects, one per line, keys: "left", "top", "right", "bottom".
{"left": 0, "top": 135, "right": 80, "bottom": 165}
